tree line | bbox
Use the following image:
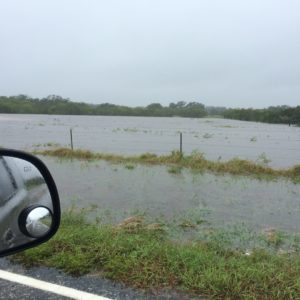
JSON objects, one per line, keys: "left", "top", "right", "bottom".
{"left": 0, "top": 95, "right": 299, "bottom": 125}
{"left": 0, "top": 95, "right": 207, "bottom": 118}
{"left": 224, "top": 106, "right": 300, "bottom": 125}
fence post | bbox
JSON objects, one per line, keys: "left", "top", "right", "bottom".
{"left": 70, "top": 128, "right": 74, "bottom": 150}
{"left": 179, "top": 132, "right": 183, "bottom": 155}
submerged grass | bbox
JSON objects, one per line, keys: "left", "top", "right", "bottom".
{"left": 124, "top": 164, "right": 135, "bottom": 170}
{"left": 167, "top": 166, "right": 182, "bottom": 174}
{"left": 12, "top": 210, "right": 300, "bottom": 299}
{"left": 34, "top": 148, "right": 300, "bottom": 182}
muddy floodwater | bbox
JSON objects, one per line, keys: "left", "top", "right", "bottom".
{"left": 40, "top": 156, "right": 300, "bottom": 234}
{"left": 1, "top": 114, "right": 299, "bottom": 237}
{"left": 0, "top": 114, "right": 299, "bottom": 168}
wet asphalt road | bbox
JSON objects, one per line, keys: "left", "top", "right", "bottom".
{"left": 0, "top": 278, "right": 69, "bottom": 300}
{"left": 0, "top": 258, "right": 192, "bottom": 300}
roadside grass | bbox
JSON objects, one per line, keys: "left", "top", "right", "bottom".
{"left": 12, "top": 210, "right": 300, "bottom": 299}
{"left": 33, "top": 148, "right": 300, "bottom": 183}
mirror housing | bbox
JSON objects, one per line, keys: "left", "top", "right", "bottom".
{"left": 0, "top": 149, "right": 60, "bottom": 257}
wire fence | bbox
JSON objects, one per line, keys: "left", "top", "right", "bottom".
{"left": 1, "top": 115, "right": 299, "bottom": 168}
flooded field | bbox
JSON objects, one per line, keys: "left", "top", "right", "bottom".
{"left": 1, "top": 114, "right": 299, "bottom": 244}
{"left": 41, "top": 156, "right": 300, "bottom": 235}
{"left": 0, "top": 114, "right": 299, "bottom": 168}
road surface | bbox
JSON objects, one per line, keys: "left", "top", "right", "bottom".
{"left": 0, "top": 258, "right": 187, "bottom": 300}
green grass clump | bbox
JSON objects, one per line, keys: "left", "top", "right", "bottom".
{"left": 12, "top": 211, "right": 300, "bottom": 299}
{"left": 124, "top": 164, "right": 135, "bottom": 170}
{"left": 44, "top": 142, "right": 61, "bottom": 147}
{"left": 33, "top": 148, "right": 300, "bottom": 183}
{"left": 167, "top": 166, "right": 182, "bottom": 174}
{"left": 203, "top": 133, "right": 213, "bottom": 139}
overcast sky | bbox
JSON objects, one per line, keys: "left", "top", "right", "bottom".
{"left": 0, "top": 0, "right": 299, "bottom": 108}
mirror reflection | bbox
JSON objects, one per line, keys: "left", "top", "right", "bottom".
{"left": 0, "top": 156, "right": 53, "bottom": 251}
{"left": 25, "top": 207, "right": 52, "bottom": 238}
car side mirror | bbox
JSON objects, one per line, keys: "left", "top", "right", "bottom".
{"left": 0, "top": 149, "right": 60, "bottom": 257}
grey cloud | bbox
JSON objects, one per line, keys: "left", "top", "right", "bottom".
{"left": 0, "top": 0, "right": 300, "bottom": 108}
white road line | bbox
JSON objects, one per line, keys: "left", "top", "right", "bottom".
{"left": 0, "top": 269, "right": 113, "bottom": 300}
